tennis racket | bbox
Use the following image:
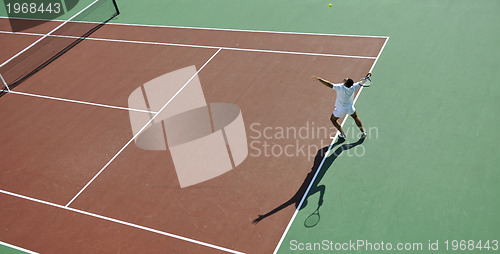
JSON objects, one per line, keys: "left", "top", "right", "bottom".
{"left": 360, "top": 73, "right": 372, "bottom": 87}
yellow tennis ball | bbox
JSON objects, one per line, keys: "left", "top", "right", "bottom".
{"left": 329, "top": 3, "right": 332, "bottom": 7}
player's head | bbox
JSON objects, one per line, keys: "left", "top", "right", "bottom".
{"left": 343, "top": 78, "right": 354, "bottom": 88}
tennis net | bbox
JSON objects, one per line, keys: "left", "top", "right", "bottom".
{"left": 0, "top": 0, "right": 119, "bottom": 96}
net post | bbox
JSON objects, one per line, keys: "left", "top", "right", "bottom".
{"left": 0, "top": 74, "right": 10, "bottom": 92}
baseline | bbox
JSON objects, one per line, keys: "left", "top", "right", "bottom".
{"left": 0, "top": 189, "right": 244, "bottom": 254}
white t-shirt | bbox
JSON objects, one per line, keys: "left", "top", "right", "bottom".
{"left": 332, "top": 82, "right": 362, "bottom": 108}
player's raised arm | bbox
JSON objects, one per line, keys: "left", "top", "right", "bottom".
{"left": 312, "top": 76, "right": 333, "bottom": 89}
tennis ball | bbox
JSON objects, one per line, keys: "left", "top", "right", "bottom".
{"left": 329, "top": 3, "right": 332, "bottom": 7}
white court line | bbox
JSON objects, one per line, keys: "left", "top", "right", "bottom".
{"left": 0, "top": 30, "right": 377, "bottom": 59}
{"left": 272, "top": 36, "right": 389, "bottom": 254}
{"left": 65, "top": 48, "right": 221, "bottom": 207}
{"left": 0, "top": 74, "right": 10, "bottom": 91}
{"left": 111, "top": 22, "right": 390, "bottom": 39}
{"left": 0, "top": 240, "right": 39, "bottom": 254}
{"left": 371, "top": 36, "right": 390, "bottom": 72}
{"left": 0, "top": 16, "right": 389, "bottom": 39}
{"left": 0, "top": 189, "right": 244, "bottom": 254}
{"left": 0, "top": 90, "right": 157, "bottom": 114}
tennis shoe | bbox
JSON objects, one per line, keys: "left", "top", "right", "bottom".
{"left": 361, "top": 132, "right": 367, "bottom": 138}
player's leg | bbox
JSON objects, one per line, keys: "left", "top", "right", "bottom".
{"left": 350, "top": 111, "right": 367, "bottom": 137}
{"left": 330, "top": 114, "right": 346, "bottom": 138}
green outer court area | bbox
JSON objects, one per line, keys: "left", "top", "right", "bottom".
{"left": 0, "top": 246, "right": 26, "bottom": 254}
{"left": 0, "top": 240, "right": 34, "bottom": 254}
{"left": 1, "top": 0, "right": 499, "bottom": 253}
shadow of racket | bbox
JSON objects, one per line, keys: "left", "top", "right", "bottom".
{"left": 304, "top": 206, "right": 321, "bottom": 228}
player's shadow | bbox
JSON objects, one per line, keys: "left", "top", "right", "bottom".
{"left": 252, "top": 136, "right": 365, "bottom": 225}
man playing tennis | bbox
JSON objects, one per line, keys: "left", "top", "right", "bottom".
{"left": 313, "top": 73, "right": 371, "bottom": 139}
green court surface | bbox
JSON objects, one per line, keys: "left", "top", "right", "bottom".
{"left": 0, "top": 242, "right": 31, "bottom": 254}
{"left": 2, "top": 0, "right": 499, "bottom": 253}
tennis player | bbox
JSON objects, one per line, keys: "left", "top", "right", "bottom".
{"left": 312, "top": 73, "right": 371, "bottom": 139}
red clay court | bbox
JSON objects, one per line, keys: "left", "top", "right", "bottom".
{"left": 0, "top": 17, "right": 388, "bottom": 253}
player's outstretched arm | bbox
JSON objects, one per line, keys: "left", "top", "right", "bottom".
{"left": 312, "top": 76, "right": 333, "bottom": 89}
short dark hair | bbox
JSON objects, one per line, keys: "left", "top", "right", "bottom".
{"left": 344, "top": 78, "right": 354, "bottom": 88}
